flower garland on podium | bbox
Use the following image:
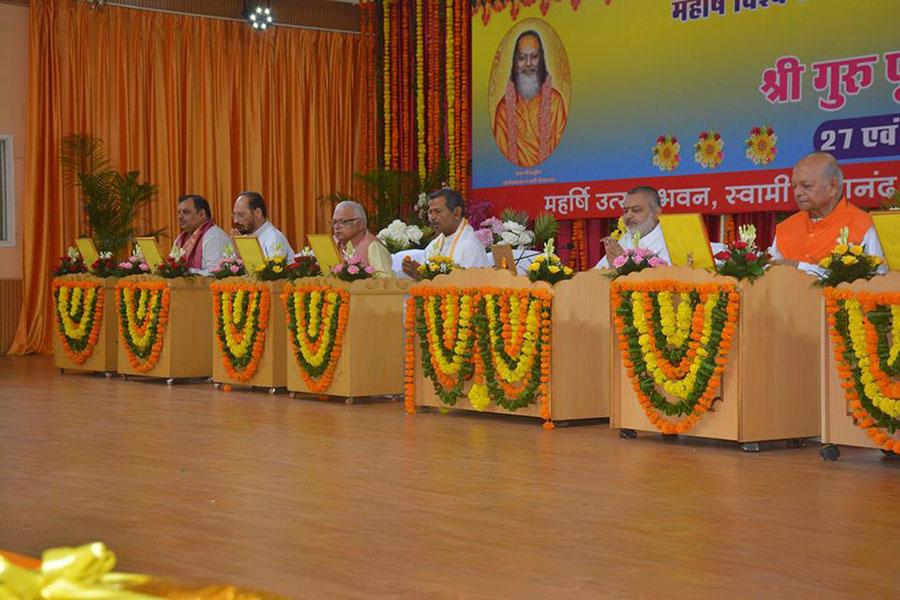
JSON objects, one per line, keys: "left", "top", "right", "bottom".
{"left": 282, "top": 283, "right": 350, "bottom": 393}
{"left": 405, "top": 287, "right": 553, "bottom": 427}
{"left": 115, "top": 280, "right": 171, "bottom": 373}
{"left": 52, "top": 277, "right": 105, "bottom": 364}
{"left": 211, "top": 282, "right": 271, "bottom": 382}
{"left": 611, "top": 280, "right": 740, "bottom": 434}
{"left": 824, "top": 289, "right": 900, "bottom": 454}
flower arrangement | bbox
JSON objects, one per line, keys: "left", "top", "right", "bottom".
{"left": 52, "top": 278, "right": 105, "bottom": 364}
{"left": 418, "top": 254, "right": 460, "bottom": 280}
{"left": 824, "top": 288, "right": 899, "bottom": 454}
{"left": 331, "top": 243, "right": 375, "bottom": 281}
{"left": 694, "top": 130, "right": 724, "bottom": 169}
{"left": 474, "top": 210, "right": 559, "bottom": 250}
{"left": 282, "top": 283, "right": 350, "bottom": 393}
{"left": 116, "top": 246, "right": 150, "bottom": 277}
{"left": 815, "top": 226, "right": 883, "bottom": 287}
{"left": 211, "top": 282, "right": 270, "bottom": 382}
{"left": 652, "top": 134, "right": 681, "bottom": 172}
{"left": 210, "top": 246, "right": 247, "bottom": 279}
{"left": 255, "top": 255, "right": 291, "bottom": 281}
{"left": 89, "top": 252, "right": 118, "bottom": 278}
{"left": 286, "top": 247, "right": 322, "bottom": 280}
{"left": 714, "top": 224, "right": 770, "bottom": 281}
{"left": 377, "top": 219, "right": 425, "bottom": 253}
{"left": 115, "top": 279, "right": 170, "bottom": 373}
{"left": 612, "top": 280, "right": 741, "bottom": 434}
{"left": 527, "top": 239, "right": 574, "bottom": 285}
{"left": 611, "top": 232, "right": 668, "bottom": 277}
{"left": 745, "top": 125, "right": 777, "bottom": 166}
{"left": 156, "top": 246, "right": 190, "bottom": 279}
{"left": 54, "top": 247, "right": 88, "bottom": 276}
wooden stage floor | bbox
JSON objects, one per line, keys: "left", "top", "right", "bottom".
{"left": 1, "top": 355, "right": 898, "bottom": 598}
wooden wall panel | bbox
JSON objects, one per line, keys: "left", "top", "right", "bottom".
{"left": 0, "top": 279, "right": 22, "bottom": 354}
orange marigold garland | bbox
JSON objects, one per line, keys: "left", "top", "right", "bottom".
{"left": 612, "top": 280, "right": 740, "bottom": 434}
{"left": 824, "top": 288, "right": 900, "bottom": 454}
{"left": 53, "top": 277, "right": 105, "bottom": 365}
{"left": 404, "top": 296, "right": 418, "bottom": 414}
{"left": 282, "top": 283, "right": 350, "bottom": 393}
{"left": 211, "top": 282, "right": 271, "bottom": 383}
{"left": 115, "top": 279, "right": 171, "bottom": 373}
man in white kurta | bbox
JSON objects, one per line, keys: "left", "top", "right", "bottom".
{"left": 402, "top": 189, "right": 491, "bottom": 279}
{"left": 232, "top": 191, "right": 295, "bottom": 261}
{"left": 595, "top": 186, "right": 671, "bottom": 269}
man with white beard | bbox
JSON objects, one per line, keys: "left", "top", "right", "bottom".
{"left": 492, "top": 30, "right": 568, "bottom": 168}
{"left": 594, "top": 186, "right": 672, "bottom": 269}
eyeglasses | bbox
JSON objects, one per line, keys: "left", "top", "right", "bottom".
{"left": 332, "top": 218, "right": 359, "bottom": 227}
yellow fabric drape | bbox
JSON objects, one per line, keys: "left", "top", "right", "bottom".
{"left": 12, "top": 0, "right": 368, "bottom": 354}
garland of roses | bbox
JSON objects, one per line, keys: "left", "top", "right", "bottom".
{"left": 282, "top": 283, "right": 350, "bottom": 393}
{"left": 115, "top": 280, "right": 170, "bottom": 373}
{"left": 52, "top": 279, "right": 105, "bottom": 364}
{"left": 824, "top": 289, "right": 900, "bottom": 454}
{"left": 611, "top": 280, "right": 740, "bottom": 434}
{"left": 211, "top": 282, "right": 271, "bottom": 383}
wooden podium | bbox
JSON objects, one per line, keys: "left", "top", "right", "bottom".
{"left": 820, "top": 272, "right": 900, "bottom": 460}
{"left": 52, "top": 274, "right": 118, "bottom": 374}
{"left": 611, "top": 266, "right": 821, "bottom": 449}
{"left": 411, "top": 268, "right": 612, "bottom": 423}
{"left": 115, "top": 275, "right": 213, "bottom": 382}
{"left": 286, "top": 277, "right": 411, "bottom": 401}
{"left": 211, "top": 279, "right": 287, "bottom": 392}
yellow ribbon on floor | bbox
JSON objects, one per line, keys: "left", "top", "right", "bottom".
{"left": 0, "top": 542, "right": 156, "bottom": 599}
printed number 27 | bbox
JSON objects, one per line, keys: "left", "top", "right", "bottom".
{"left": 820, "top": 128, "right": 853, "bottom": 151}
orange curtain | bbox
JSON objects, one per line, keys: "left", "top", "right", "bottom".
{"left": 11, "top": 0, "right": 368, "bottom": 354}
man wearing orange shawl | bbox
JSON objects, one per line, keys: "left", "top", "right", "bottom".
{"left": 769, "top": 152, "right": 885, "bottom": 273}
{"left": 492, "top": 30, "right": 567, "bottom": 168}
{"left": 173, "top": 194, "right": 230, "bottom": 275}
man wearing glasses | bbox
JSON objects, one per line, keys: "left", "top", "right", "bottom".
{"left": 332, "top": 200, "right": 394, "bottom": 277}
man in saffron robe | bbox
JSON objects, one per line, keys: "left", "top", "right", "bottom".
{"left": 332, "top": 200, "right": 393, "bottom": 277}
{"left": 401, "top": 189, "right": 491, "bottom": 280}
{"left": 492, "top": 30, "right": 567, "bottom": 168}
{"left": 173, "top": 194, "right": 230, "bottom": 276}
{"left": 769, "top": 152, "right": 885, "bottom": 274}
{"left": 595, "top": 186, "right": 671, "bottom": 269}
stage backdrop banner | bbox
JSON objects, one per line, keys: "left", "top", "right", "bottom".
{"left": 470, "top": 0, "right": 900, "bottom": 220}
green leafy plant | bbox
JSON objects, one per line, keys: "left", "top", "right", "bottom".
{"left": 60, "top": 134, "right": 160, "bottom": 256}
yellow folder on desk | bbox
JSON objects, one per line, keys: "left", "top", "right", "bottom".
{"left": 871, "top": 211, "right": 900, "bottom": 270}
{"left": 75, "top": 238, "right": 99, "bottom": 265}
{"left": 233, "top": 236, "right": 267, "bottom": 273}
{"left": 307, "top": 234, "right": 342, "bottom": 273}
{"left": 658, "top": 213, "right": 714, "bottom": 270}
{"left": 135, "top": 237, "right": 165, "bottom": 271}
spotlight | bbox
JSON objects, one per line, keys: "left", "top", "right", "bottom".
{"left": 245, "top": 3, "right": 275, "bottom": 31}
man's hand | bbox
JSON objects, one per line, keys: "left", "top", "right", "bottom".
{"left": 769, "top": 258, "right": 799, "bottom": 268}
{"left": 402, "top": 256, "right": 423, "bottom": 280}
{"left": 601, "top": 237, "right": 625, "bottom": 261}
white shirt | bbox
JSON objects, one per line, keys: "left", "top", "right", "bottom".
{"left": 254, "top": 220, "right": 294, "bottom": 262}
{"left": 424, "top": 219, "right": 492, "bottom": 268}
{"left": 191, "top": 225, "right": 231, "bottom": 276}
{"left": 595, "top": 222, "right": 671, "bottom": 269}
{"left": 769, "top": 225, "right": 886, "bottom": 276}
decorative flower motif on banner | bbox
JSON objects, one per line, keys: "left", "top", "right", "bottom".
{"left": 651, "top": 135, "right": 681, "bottom": 172}
{"left": 745, "top": 125, "right": 778, "bottom": 166}
{"left": 694, "top": 130, "right": 724, "bottom": 169}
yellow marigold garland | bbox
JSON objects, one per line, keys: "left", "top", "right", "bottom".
{"left": 52, "top": 278, "right": 105, "bottom": 365}
{"left": 211, "top": 282, "right": 271, "bottom": 383}
{"left": 115, "top": 280, "right": 171, "bottom": 373}
{"left": 282, "top": 283, "right": 350, "bottom": 393}
{"left": 824, "top": 288, "right": 900, "bottom": 454}
{"left": 612, "top": 280, "right": 740, "bottom": 434}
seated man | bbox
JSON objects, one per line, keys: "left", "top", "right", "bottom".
{"left": 231, "top": 191, "right": 294, "bottom": 261}
{"left": 173, "top": 194, "right": 230, "bottom": 275}
{"left": 332, "top": 200, "right": 393, "bottom": 277}
{"left": 595, "top": 186, "right": 671, "bottom": 269}
{"left": 402, "top": 188, "right": 491, "bottom": 279}
{"left": 769, "top": 152, "right": 885, "bottom": 273}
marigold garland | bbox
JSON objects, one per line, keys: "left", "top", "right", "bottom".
{"left": 824, "top": 288, "right": 900, "bottom": 454}
{"left": 115, "top": 280, "right": 171, "bottom": 373}
{"left": 612, "top": 280, "right": 740, "bottom": 434}
{"left": 211, "top": 282, "right": 271, "bottom": 383}
{"left": 53, "top": 278, "right": 105, "bottom": 365}
{"left": 282, "top": 283, "right": 350, "bottom": 393}
{"left": 445, "top": 0, "right": 456, "bottom": 189}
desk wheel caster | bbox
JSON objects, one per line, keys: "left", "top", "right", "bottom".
{"left": 345, "top": 396, "right": 354, "bottom": 405}
{"left": 619, "top": 429, "right": 637, "bottom": 439}
{"left": 120, "top": 374, "right": 128, "bottom": 381}
{"left": 166, "top": 378, "right": 174, "bottom": 386}
{"left": 58, "top": 368, "right": 65, "bottom": 375}
{"left": 213, "top": 382, "right": 221, "bottom": 390}
{"left": 289, "top": 392, "right": 297, "bottom": 400}
{"left": 880, "top": 449, "right": 896, "bottom": 458}
{"left": 741, "top": 442, "right": 761, "bottom": 453}
{"left": 104, "top": 372, "right": 113, "bottom": 378}
{"left": 786, "top": 438, "right": 806, "bottom": 449}
{"left": 269, "top": 387, "right": 277, "bottom": 395}
{"left": 820, "top": 444, "right": 840, "bottom": 461}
